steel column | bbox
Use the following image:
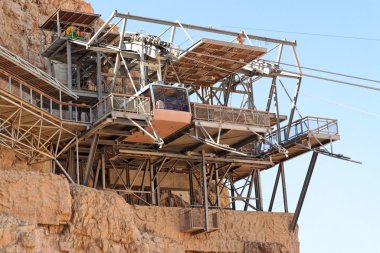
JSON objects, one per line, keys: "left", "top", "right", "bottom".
{"left": 265, "top": 44, "right": 283, "bottom": 112}
{"left": 290, "top": 152, "right": 319, "bottom": 231}
{"left": 101, "top": 151, "right": 106, "bottom": 189}
{"left": 254, "top": 169, "right": 263, "bottom": 211}
{"left": 214, "top": 166, "right": 221, "bottom": 208}
{"left": 230, "top": 179, "right": 236, "bottom": 210}
{"left": 76, "top": 66, "right": 81, "bottom": 89}
{"left": 189, "top": 169, "right": 195, "bottom": 206}
{"left": 244, "top": 170, "right": 255, "bottom": 211}
{"left": 268, "top": 165, "right": 281, "bottom": 212}
{"left": 96, "top": 52, "right": 102, "bottom": 100}
{"left": 83, "top": 134, "right": 99, "bottom": 186}
{"left": 66, "top": 40, "right": 72, "bottom": 119}
{"left": 139, "top": 161, "right": 148, "bottom": 205}
{"left": 285, "top": 77, "right": 302, "bottom": 140}
{"left": 201, "top": 150, "right": 209, "bottom": 232}
{"left": 280, "top": 162, "right": 289, "bottom": 212}
{"left": 150, "top": 160, "right": 156, "bottom": 205}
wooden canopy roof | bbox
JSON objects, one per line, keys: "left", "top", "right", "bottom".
{"left": 165, "top": 38, "right": 267, "bottom": 86}
{"left": 40, "top": 9, "right": 100, "bottom": 32}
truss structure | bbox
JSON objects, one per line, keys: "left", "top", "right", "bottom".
{"left": 0, "top": 9, "right": 355, "bottom": 233}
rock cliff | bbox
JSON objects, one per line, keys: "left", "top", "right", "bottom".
{"left": 0, "top": 170, "right": 299, "bottom": 253}
{"left": 0, "top": 0, "right": 93, "bottom": 69}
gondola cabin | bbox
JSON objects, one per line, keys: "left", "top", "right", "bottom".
{"left": 125, "top": 84, "right": 191, "bottom": 144}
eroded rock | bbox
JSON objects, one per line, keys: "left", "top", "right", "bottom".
{"left": 0, "top": 170, "right": 71, "bottom": 225}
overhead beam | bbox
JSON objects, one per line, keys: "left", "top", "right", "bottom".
{"left": 99, "top": 129, "right": 131, "bottom": 136}
{"left": 118, "top": 149, "right": 273, "bottom": 165}
{"left": 114, "top": 12, "right": 296, "bottom": 46}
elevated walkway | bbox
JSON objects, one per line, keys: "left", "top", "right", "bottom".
{"left": 112, "top": 115, "right": 339, "bottom": 182}
{"left": 0, "top": 45, "right": 77, "bottom": 101}
{"left": 0, "top": 46, "right": 88, "bottom": 165}
{"left": 231, "top": 116, "right": 340, "bottom": 179}
{"left": 0, "top": 48, "right": 340, "bottom": 177}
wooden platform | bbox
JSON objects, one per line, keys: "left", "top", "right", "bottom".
{"left": 165, "top": 38, "right": 267, "bottom": 86}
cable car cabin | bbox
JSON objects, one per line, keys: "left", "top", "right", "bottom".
{"left": 125, "top": 84, "right": 191, "bottom": 144}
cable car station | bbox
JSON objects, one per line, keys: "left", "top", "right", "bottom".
{"left": 0, "top": 9, "right": 346, "bottom": 233}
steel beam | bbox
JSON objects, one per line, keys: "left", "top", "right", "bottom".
{"left": 66, "top": 40, "right": 72, "bottom": 119}
{"left": 138, "top": 160, "right": 148, "bottom": 205}
{"left": 101, "top": 151, "right": 106, "bottom": 189}
{"left": 280, "top": 162, "right": 289, "bottom": 212}
{"left": 87, "top": 11, "right": 116, "bottom": 47}
{"left": 153, "top": 161, "right": 161, "bottom": 206}
{"left": 149, "top": 160, "right": 156, "bottom": 205}
{"left": 214, "top": 166, "right": 221, "bottom": 208}
{"left": 268, "top": 165, "right": 281, "bottom": 212}
{"left": 201, "top": 150, "right": 209, "bottom": 232}
{"left": 230, "top": 179, "right": 236, "bottom": 210}
{"left": 254, "top": 169, "right": 263, "bottom": 211}
{"left": 93, "top": 156, "right": 101, "bottom": 188}
{"left": 244, "top": 170, "right": 255, "bottom": 211}
{"left": 114, "top": 13, "right": 296, "bottom": 46}
{"left": 265, "top": 44, "right": 283, "bottom": 112}
{"left": 285, "top": 77, "right": 302, "bottom": 140}
{"left": 96, "top": 52, "right": 102, "bottom": 100}
{"left": 189, "top": 169, "right": 195, "bottom": 206}
{"left": 290, "top": 152, "right": 319, "bottom": 231}
{"left": 83, "top": 134, "right": 99, "bottom": 186}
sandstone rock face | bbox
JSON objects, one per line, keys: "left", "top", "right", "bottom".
{"left": 133, "top": 206, "right": 299, "bottom": 253}
{"left": 63, "top": 185, "right": 183, "bottom": 253}
{"left": 0, "top": 170, "right": 71, "bottom": 225}
{"left": 0, "top": 147, "right": 51, "bottom": 173}
{"left": 0, "top": 0, "right": 93, "bottom": 69}
{"left": 0, "top": 213, "right": 44, "bottom": 253}
{"left": 244, "top": 242, "right": 289, "bottom": 253}
{"left": 0, "top": 170, "right": 299, "bottom": 252}
{"left": 63, "top": 185, "right": 142, "bottom": 253}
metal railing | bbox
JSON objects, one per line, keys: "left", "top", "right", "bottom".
{"left": 91, "top": 93, "right": 151, "bottom": 123}
{"left": 0, "top": 75, "right": 92, "bottom": 123}
{"left": 269, "top": 116, "right": 338, "bottom": 144}
{"left": 0, "top": 76, "right": 151, "bottom": 125}
{"left": 240, "top": 116, "right": 339, "bottom": 155}
{"left": 191, "top": 103, "right": 271, "bottom": 127}
{"left": 0, "top": 45, "right": 76, "bottom": 98}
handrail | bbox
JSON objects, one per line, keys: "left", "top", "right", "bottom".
{"left": 0, "top": 68, "right": 88, "bottom": 108}
{"left": 265, "top": 116, "right": 338, "bottom": 148}
{"left": 91, "top": 93, "right": 149, "bottom": 110}
{"left": 91, "top": 93, "right": 151, "bottom": 123}
{"left": 191, "top": 103, "right": 271, "bottom": 127}
{"left": 0, "top": 71, "right": 153, "bottom": 124}
{"left": 240, "top": 116, "right": 339, "bottom": 156}
{"left": 0, "top": 74, "right": 91, "bottom": 123}
{"left": 0, "top": 45, "right": 77, "bottom": 99}
{"left": 191, "top": 102, "right": 270, "bottom": 114}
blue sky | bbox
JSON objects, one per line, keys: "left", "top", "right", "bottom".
{"left": 90, "top": 1, "right": 380, "bottom": 252}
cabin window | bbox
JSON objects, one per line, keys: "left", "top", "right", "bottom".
{"left": 152, "top": 86, "right": 189, "bottom": 112}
